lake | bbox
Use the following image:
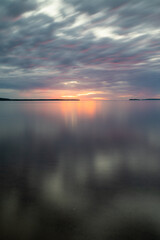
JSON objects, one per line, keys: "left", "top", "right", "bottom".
{"left": 0, "top": 100, "right": 160, "bottom": 240}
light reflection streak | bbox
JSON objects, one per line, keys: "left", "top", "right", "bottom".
{"left": 59, "top": 101, "right": 99, "bottom": 125}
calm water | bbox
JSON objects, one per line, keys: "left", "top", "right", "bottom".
{"left": 0, "top": 101, "right": 160, "bottom": 240}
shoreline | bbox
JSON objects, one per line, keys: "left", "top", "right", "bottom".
{"left": 0, "top": 98, "right": 80, "bottom": 101}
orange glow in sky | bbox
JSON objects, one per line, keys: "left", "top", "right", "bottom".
{"left": 19, "top": 88, "right": 116, "bottom": 100}
{"left": 20, "top": 89, "right": 105, "bottom": 100}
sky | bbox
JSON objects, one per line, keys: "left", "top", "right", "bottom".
{"left": 0, "top": 0, "right": 160, "bottom": 100}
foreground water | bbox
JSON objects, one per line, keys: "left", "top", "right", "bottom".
{"left": 0, "top": 100, "right": 160, "bottom": 240}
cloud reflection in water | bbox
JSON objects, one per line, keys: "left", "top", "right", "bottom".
{"left": 0, "top": 101, "right": 160, "bottom": 240}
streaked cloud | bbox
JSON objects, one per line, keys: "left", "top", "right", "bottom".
{"left": 0, "top": 0, "right": 160, "bottom": 99}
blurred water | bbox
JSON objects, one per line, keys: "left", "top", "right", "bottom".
{"left": 0, "top": 100, "right": 160, "bottom": 240}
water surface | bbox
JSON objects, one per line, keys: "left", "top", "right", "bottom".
{"left": 0, "top": 101, "right": 160, "bottom": 240}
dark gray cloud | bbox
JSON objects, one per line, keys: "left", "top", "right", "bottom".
{"left": 65, "top": 0, "right": 128, "bottom": 14}
{"left": 129, "top": 70, "right": 160, "bottom": 93}
{"left": 65, "top": 0, "right": 160, "bottom": 15}
{"left": 65, "top": 0, "right": 160, "bottom": 31}
{"left": 0, "top": 0, "right": 38, "bottom": 20}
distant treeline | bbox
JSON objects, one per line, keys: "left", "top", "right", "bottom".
{"left": 0, "top": 98, "right": 80, "bottom": 101}
{"left": 130, "top": 98, "right": 160, "bottom": 101}
{"left": 0, "top": 98, "right": 11, "bottom": 101}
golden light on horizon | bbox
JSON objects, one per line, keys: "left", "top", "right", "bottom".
{"left": 77, "top": 91, "right": 103, "bottom": 97}
{"left": 92, "top": 97, "right": 107, "bottom": 100}
{"left": 18, "top": 89, "right": 110, "bottom": 101}
{"left": 61, "top": 91, "right": 105, "bottom": 100}
{"left": 61, "top": 95, "right": 77, "bottom": 98}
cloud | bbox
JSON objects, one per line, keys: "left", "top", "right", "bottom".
{"left": 65, "top": 0, "right": 160, "bottom": 16}
{"left": 0, "top": 0, "right": 38, "bottom": 20}
{"left": 0, "top": 0, "right": 160, "bottom": 98}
